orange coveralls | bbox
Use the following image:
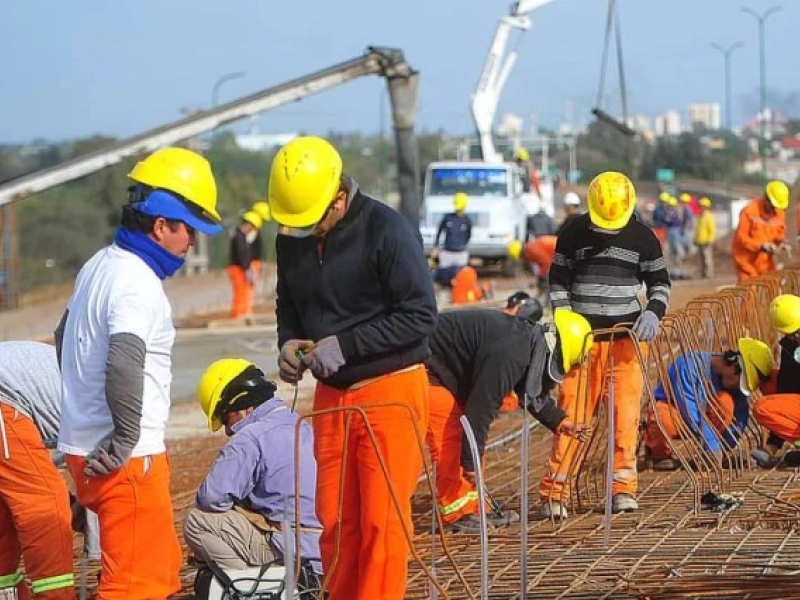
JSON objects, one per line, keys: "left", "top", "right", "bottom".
{"left": 731, "top": 199, "right": 785, "bottom": 283}
{"left": 523, "top": 235, "right": 557, "bottom": 277}
{"left": 451, "top": 266, "right": 486, "bottom": 304}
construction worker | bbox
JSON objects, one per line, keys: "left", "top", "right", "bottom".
{"left": 732, "top": 180, "right": 790, "bottom": 283}
{"left": 250, "top": 200, "right": 273, "bottom": 291}
{"left": 644, "top": 338, "right": 773, "bottom": 470}
{"left": 523, "top": 235, "right": 557, "bottom": 298}
{"left": 55, "top": 147, "right": 224, "bottom": 600}
{"left": 556, "top": 192, "right": 582, "bottom": 235}
{"left": 526, "top": 207, "right": 555, "bottom": 240}
{"left": 751, "top": 294, "right": 800, "bottom": 468}
{"left": 664, "top": 196, "right": 683, "bottom": 267}
{"left": 539, "top": 171, "right": 672, "bottom": 518}
{"left": 679, "top": 193, "right": 696, "bottom": 258}
{"left": 0, "top": 341, "right": 77, "bottom": 599}
{"left": 433, "top": 192, "right": 472, "bottom": 269}
{"left": 185, "top": 359, "right": 322, "bottom": 575}
{"left": 694, "top": 197, "right": 716, "bottom": 279}
{"left": 269, "top": 136, "right": 437, "bottom": 600}
{"left": 503, "top": 290, "right": 543, "bottom": 323}
{"left": 425, "top": 309, "right": 593, "bottom": 532}
{"left": 514, "top": 148, "right": 541, "bottom": 196}
{"left": 228, "top": 210, "right": 263, "bottom": 319}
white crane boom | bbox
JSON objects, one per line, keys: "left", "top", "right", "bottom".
{"left": 470, "top": 0, "right": 556, "bottom": 163}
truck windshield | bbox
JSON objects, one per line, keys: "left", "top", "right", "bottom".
{"left": 428, "top": 167, "right": 508, "bottom": 197}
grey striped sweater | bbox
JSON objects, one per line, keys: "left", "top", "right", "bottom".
{"left": 549, "top": 213, "right": 671, "bottom": 330}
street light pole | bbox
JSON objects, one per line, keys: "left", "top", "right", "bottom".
{"left": 712, "top": 41, "right": 744, "bottom": 205}
{"left": 211, "top": 70, "right": 247, "bottom": 109}
{"left": 742, "top": 5, "right": 782, "bottom": 176}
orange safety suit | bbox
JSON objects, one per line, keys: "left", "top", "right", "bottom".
{"left": 0, "top": 404, "right": 75, "bottom": 600}
{"left": 753, "top": 394, "right": 800, "bottom": 444}
{"left": 313, "top": 366, "right": 428, "bottom": 600}
{"left": 229, "top": 228, "right": 255, "bottom": 318}
{"left": 731, "top": 198, "right": 785, "bottom": 283}
{"left": 451, "top": 266, "right": 485, "bottom": 304}
{"left": 644, "top": 391, "right": 734, "bottom": 460}
{"left": 523, "top": 235, "right": 557, "bottom": 276}
{"left": 539, "top": 337, "right": 647, "bottom": 502}
{"left": 66, "top": 454, "right": 181, "bottom": 600}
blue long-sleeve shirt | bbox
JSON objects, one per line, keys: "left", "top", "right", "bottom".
{"left": 196, "top": 398, "right": 321, "bottom": 570}
{"left": 435, "top": 213, "right": 472, "bottom": 252}
{"left": 654, "top": 351, "right": 748, "bottom": 453}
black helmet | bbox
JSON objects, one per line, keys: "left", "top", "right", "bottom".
{"left": 506, "top": 291, "right": 532, "bottom": 309}
{"left": 517, "top": 298, "right": 544, "bottom": 324}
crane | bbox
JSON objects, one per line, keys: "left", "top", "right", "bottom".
{"left": 471, "top": 0, "right": 557, "bottom": 164}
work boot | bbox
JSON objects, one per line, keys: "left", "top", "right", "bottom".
{"left": 487, "top": 508, "right": 519, "bottom": 527}
{"left": 539, "top": 500, "right": 568, "bottom": 520}
{"left": 443, "top": 509, "right": 520, "bottom": 534}
{"left": 780, "top": 450, "right": 800, "bottom": 468}
{"left": 611, "top": 493, "right": 639, "bottom": 513}
{"left": 750, "top": 448, "right": 775, "bottom": 469}
{"left": 653, "top": 458, "right": 680, "bottom": 471}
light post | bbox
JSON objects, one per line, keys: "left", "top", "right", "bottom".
{"left": 712, "top": 41, "right": 744, "bottom": 204}
{"left": 211, "top": 70, "right": 247, "bottom": 109}
{"left": 741, "top": 5, "right": 782, "bottom": 175}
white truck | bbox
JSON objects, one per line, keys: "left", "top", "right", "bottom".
{"left": 419, "top": 0, "right": 557, "bottom": 274}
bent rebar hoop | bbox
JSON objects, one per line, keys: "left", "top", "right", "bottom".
{"left": 294, "top": 400, "right": 477, "bottom": 600}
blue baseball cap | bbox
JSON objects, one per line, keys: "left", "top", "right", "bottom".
{"left": 131, "top": 189, "right": 223, "bottom": 235}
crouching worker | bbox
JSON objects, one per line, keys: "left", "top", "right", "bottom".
{"left": 425, "top": 308, "right": 593, "bottom": 532}
{"left": 187, "top": 359, "right": 322, "bottom": 595}
{"left": 644, "top": 338, "right": 773, "bottom": 470}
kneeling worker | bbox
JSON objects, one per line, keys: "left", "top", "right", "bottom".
{"left": 425, "top": 308, "right": 593, "bottom": 532}
{"left": 186, "top": 359, "right": 322, "bottom": 576}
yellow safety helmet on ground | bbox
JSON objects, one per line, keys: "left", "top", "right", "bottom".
{"left": 252, "top": 201, "right": 272, "bottom": 223}
{"left": 268, "top": 136, "right": 343, "bottom": 230}
{"left": 128, "top": 147, "right": 221, "bottom": 227}
{"left": 765, "top": 180, "right": 790, "bottom": 210}
{"left": 659, "top": 191, "right": 671, "bottom": 203}
{"left": 769, "top": 294, "right": 800, "bottom": 334}
{"left": 737, "top": 337, "right": 774, "bottom": 396}
{"left": 699, "top": 197, "right": 712, "bottom": 209}
{"left": 453, "top": 192, "right": 469, "bottom": 212}
{"left": 514, "top": 148, "right": 530, "bottom": 162}
{"left": 679, "top": 193, "right": 692, "bottom": 204}
{"left": 197, "top": 358, "right": 277, "bottom": 432}
{"left": 553, "top": 308, "right": 594, "bottom": 375}
{"left": 242, "top": 210, "right": 263, "bottom": 230}
{"left": 507, "top": 239, "right": 522, "bottom": 261}
{"left": 587, "top": 171, "right": 636, "bottom": 230}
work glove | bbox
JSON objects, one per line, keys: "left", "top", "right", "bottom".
{"left": 632, "top": 310, "right": 660, "bottom": 342}
{"left": 83, "top": 434, "right": 130, "bottom": 477}
{"left": 761, "top": 242, "right": 777, "bottom": 254}
{"left": 556, "top": 419, "right": 592, "bottom": 442}
{"left": 303, "top": 336, "right": 346, "bottom": 379}
{"left": 278, "top": 340, "right": 316, "bottom": 384}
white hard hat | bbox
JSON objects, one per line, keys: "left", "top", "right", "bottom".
{"left": 564, "top": 192, "right": 581, "bottom": 206}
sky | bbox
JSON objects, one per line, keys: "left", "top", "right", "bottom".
{"left": 0, "top": 0, "right": 796, "bottom": 144}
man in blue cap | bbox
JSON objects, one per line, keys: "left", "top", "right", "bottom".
{"left": 55, "top": 147, "right": 223, "bottom": 600}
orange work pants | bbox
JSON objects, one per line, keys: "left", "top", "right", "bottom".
{"left": 0, "top": 404, "right": 74, "bottom": 600}
{"left": 425, "top": 385, "right": 479, "bottom": 524}
{"left": 66, "top": 453, "right": 181, "bottom": 600}
{"left": 734, "top": 252, "right": 776, "bottom": 283}
{"left": 227, "top": 265, "right": 253, "bottom": 318}
{"left": 753, "top": 394, "right": 800, "bottom": 444}
{"left": 540, "top": 337, "right": 647, "bottom": 502}
{"left": 644, "top": 392, "right": 734, "bottom": 460}
{"left": 313, "top": 366, "right": 428, "bottom": 600}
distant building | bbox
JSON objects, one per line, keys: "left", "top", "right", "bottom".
{"left": 625, "top": 114, "right": 652, "bottom": 136}
{"left": 654, "top": 110, "right": 682, "bottom": 137}
{"left": 688, "top": 103, "right": 721, "bottom": 131}
{"left": 235, "top": 132, "right": 298, "bottom": 152}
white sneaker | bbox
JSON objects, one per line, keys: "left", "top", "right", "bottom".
{"left": 611, "top": 493, "right": 639, "bottom": 513}
{"left": 540, "top": 500, "right": 568, "bottom": 520}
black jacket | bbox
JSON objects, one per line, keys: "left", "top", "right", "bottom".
{"left": 767, "top": 337, "right": 800, "bottom": 447}
{"left": 527, "top": 211, "right": 555, "bottom": 240}
{"left": 426, "top": 310, "right": 566, "bottom": 470}
{"left": 229, "top": 229, "right": 252, "bottom": 269}
{"left": 276, "top": 188, "right": 437, "bottom": 389}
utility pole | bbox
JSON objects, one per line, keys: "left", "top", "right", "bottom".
{"left": 712, "top": 41, "right": 744, "bottom": 205}
{"left": 741, "top": 5, "right": 782, "bottom": 176}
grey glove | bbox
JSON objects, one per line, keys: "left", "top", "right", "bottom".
{"left": 278, "top": 339, "right": 315, "bottom": 383}
{"left": 83, "top": 435, "right": 128, "bottom": 477}
{"left": 761, "top": 242, "right": 777, "bottom": 254}
{"left": 304, "top": 336, "right": 346, "bottom": 379}
{"left": 632, "top": 310, "right": 660, "bottom": 342}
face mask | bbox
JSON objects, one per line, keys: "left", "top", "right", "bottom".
{"left": 246, "top": 230, "right": 258, "bottom": 244}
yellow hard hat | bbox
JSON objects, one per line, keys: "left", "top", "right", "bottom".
{"left": 128, "top": 147, "right": 221, "bottom": 225}
{"left": 514, "top": 148, "right": 530, "bottom": 162}
{"left": 587, "top": 171, "right": 636, "bottom": 230}
{"left": 699, "top": 197, "right": 711, "bottom": 209}
{"left": 242, "top": 210, "right": 263, "bottom": 230}
{"left": 197, "top": 358, "right": 276, "bottom": 432}
{"left": 453, "top": 192, "right": 468, "bottom": 212}
{"left": 765, "top": 180, "right": 789, "bottom": 210}
{"left": 679, "top": 193, "right": 692, "bottom": 204}
{"left": 737, "top": 337, "right": 774, "bottom": 396}
{"left": 667, "top": 197, "right": 678, "bottom": 207}
{"left": 769, "top": 294, "right": 800, "bottom": 334}
{"left": 268, "top": 136, "right": 343, "bottom": 229}
{"left": 553, "top": 308, "right": 594, "bottom": 374}
{"left": 659, "top": 192, "right": 670, "bottom": 203}
{"left": 507, "top": 239, "right": 522, "bottom": 261}
{"left": 252, "top": 201, "right": 272, "bottom": 223}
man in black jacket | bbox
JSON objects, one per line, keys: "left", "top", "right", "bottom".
{"left": 269, "top": 136, "right": 437, "bottom": 600}
{"left": 426, "top": 309, "right": 593, "bottom": 532}
{"left": 227, "top": 210, "right": 262, "bottom": 319}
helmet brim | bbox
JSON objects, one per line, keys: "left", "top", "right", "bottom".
{"left": 133, "top": 189, "right": 222, "bottom": 235}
